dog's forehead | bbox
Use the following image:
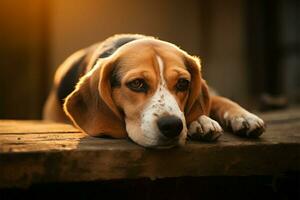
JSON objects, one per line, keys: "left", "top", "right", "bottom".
{"left": 116, "top": 39, "right": 187, "bottom": 72}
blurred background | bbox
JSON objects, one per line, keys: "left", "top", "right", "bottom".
{"left": 0, "top": 0, "right": 299, "bottom": 119}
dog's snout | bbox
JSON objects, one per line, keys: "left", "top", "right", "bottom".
{"left": 157, "top": 115, "right": 183, "bottom": 138}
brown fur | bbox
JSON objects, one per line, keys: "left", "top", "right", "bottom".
{"left": 44, "top": 34, "right": 265, "bottom": 142}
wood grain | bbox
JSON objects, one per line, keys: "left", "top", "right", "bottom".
{"left": 0, "top": 108, "right": 299, "bottom": 188}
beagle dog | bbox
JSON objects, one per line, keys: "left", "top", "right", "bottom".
{"left": 43, "top": 34, "right": 265, "bottom": 148}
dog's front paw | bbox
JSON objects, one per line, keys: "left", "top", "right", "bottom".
{"left": 228, "top": 112, "right": 265, "bottom": 138}
{"left": 188, "top": 115, "right": 223, "bottom": 142}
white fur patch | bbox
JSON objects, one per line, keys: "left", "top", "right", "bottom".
{"left": 229, "top": 112, "right": 265, "bottom": 135}
{"left": 223, "top": 112, "right": 229, "bottom": 119}
{"left": 128, "top": 55, "right": 187, "bottom": 147}
{"left": 188, "top": 115, "right": 223, "bottom": 141}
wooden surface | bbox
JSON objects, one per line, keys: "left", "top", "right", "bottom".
{"left": 0, "top": 108, "right": 300, "bottom": 188}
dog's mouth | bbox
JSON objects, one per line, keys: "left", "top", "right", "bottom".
{"left": 126, "top": 114, "right": 187, "bottom": 148}
{"left": 143, "top": 141, "right": 180, "bottom": 149}
{"left": 127, "top": 133, "right": 183, "bottom": 149}
{"left": 144, "top": 115, "right": 186, "bottom": 148}
{"left": 150, "top": 143, "right": 178, "bottom": 149}
{"left": 152, "top": 137, "right": 181, "bottom": 149}
{"left": 131, "top": 133, "right": 186, "bottom": 149}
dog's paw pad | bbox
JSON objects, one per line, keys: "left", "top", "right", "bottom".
{"left": 188, "top": 115, "right": 223, "bottom": 142}
{"left": 230, "top": 113, "right": 265, "bottom": 138}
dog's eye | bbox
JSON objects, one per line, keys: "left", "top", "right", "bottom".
{"left": 176, "top": 78, "right": 190, "bottom": 92}
{"left": 126, "top": 79, "right": 148, "bottom": 92}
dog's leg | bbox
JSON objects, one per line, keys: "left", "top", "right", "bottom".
{"left": 188, "top": 115, "right": 223, "bottom": 141}
{"left": 210, "top": 96, "right": 265, "bottom": 137}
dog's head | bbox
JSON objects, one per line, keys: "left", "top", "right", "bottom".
{"left": 64, "top": 38, "right": 210, "bottom": 148}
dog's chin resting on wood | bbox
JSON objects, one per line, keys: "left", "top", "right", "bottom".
{"left": 43, "top": 34, "right": 265, "bottom": 148}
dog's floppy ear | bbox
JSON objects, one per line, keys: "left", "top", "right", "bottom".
{"left": 64, "top": 59, "right": 127, "bottom": 138}
{"left": 184, "top": 55, "right": 211, "bottom": 124}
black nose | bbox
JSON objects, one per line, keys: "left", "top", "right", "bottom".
{"left": 157, "top": 115, "right": 183, "bottom": 138}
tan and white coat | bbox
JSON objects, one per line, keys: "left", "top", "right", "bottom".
{"left": 43, "top": 34, "right": 265, "bottom": 148}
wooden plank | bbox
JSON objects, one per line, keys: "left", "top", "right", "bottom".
{"left": 0, "top": 120, "right": 79, "bottom": 134}
{"left": 0, "top": 108, "right": 299, "bottom": 188}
